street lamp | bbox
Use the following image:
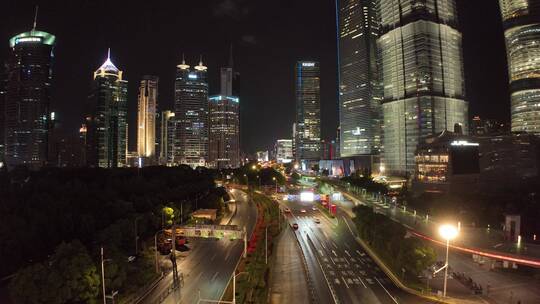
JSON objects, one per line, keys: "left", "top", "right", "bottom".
{"left": 100, "top": 247, "right": 112, "bottom": 304}
{"left": 272, "top": 177, "right": 277, "bottom": 192}
{"left": 232, "top": 272, "right": 248, "bottom": 304}
{"left": 154, "top": 229, "right": 165, "bottom": 274}
{"left": 439, "top": 224, "right": 458, "bottom": 298}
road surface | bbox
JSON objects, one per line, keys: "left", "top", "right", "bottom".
{"left": 140, "top": 188, "right": 257, "bottom": 304}
{"left": 279, "top": 194, "right": 434, "bottom": 304}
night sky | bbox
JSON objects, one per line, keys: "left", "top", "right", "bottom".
{"left": 1, "top": 0, "right": 508, "bottom": 153}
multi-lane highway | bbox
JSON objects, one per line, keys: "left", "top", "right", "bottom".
{"left": 279, "top": 193, "right": 434, "bottom": 304}
{"left": 140, "top": 188, "right": 257, "bottom": 304}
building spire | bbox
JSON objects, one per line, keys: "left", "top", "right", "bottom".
{"left": 177, "top": 52, "right": 190, "bottom": 70}
{"left": 107, "top": 48, "right": 111, "bottom": 60}
{"left": 32, "top": 5, "right": 39, "bottom": 31}
{"left": 195, "top": 54, "right": 207, "bottom": 71}
{"left": 228, "top": 43, "right": 234, "bottom": 68}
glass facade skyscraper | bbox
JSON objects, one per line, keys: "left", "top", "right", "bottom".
{"left": 137, "top": 75, "right": 158, "bottom": 161}
{"left": 378, "top": 0, "right": 468, "bottom": 175}
{"left": 174, "top": 59, "right": 209, "bottom": 168}
{"left": 295, "top": 61, "right": 321, "bottom": 161}
{"left": 5, "top": 29, "right": 56, "bottom": 169}
{"left": 86, "top": 51, "right": 128, "bottom": 168}
{"left": 499, "top": 0, "right": 540, "bottom": 134}
{"left": 209, "top": 96, "right": 240, "bottom": 169}
{"left": 337, "top": 0, "right": 382, "bottom": 157}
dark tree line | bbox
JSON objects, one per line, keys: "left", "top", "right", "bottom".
{"left": 0, "top": 165, "right": 224, "bottom": 303}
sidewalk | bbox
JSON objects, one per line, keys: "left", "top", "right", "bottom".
{"left": 269, "top": 227, "right": 310, "bottom": 304}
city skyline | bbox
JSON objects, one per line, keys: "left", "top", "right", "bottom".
{"left": 0, "top": 1, "right": 511, "bottom": 153}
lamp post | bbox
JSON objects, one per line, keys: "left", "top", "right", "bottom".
{"left": 272, "top": 177, "right": 277, "bottom": 192}
{"left": 232, "top": 272, "right": 248, "bottom": 304}
{"left": 439, "top": 224, "right": 458, "bottom": 298}
{"left": 154, "top": 229, "right": 164, "bottom": 274}
{"left": 100, "top": 247, "right": 112, "bottom": 304}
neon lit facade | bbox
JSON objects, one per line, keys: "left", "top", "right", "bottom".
{"left": 378, "top": 0, "right": 468, "bottom": 175}
{"left": 499, "top": 0, "right": 540, "bottom": 134}
{"left": 337, "top": 0, "right": 382, "bottom": 157}
{"left": 137, "top": 75, "right": 158, "bottom": 161}
{"left": 5, "top": 29, "right": 56, "bottom": 169}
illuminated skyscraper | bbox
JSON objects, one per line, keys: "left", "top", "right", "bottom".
{"left": 378, "top": 0, "right": 468, "bottom": 175}
{"left": 159, "top": 110, "right": 175, "bottom": 165}
{"left": 137, "top": 75, "right": 158, "bottom": 163}
{"left": 337, "top": 0, "right": 382, "bottom": 158}
{"left": 209, "top": 96, "right": 240, "bottom": 168}
{"left": 209, "top": 49, "right": 240, "bottom": 169}
{"left": 295, "top": 61, "right": 321, "bottom": 161}
{"left": 499, "top": 0, "right": 540, "bottom": 134}
{"left": 5, "top": 25, "right": 56, "bottom": 169}
{"left": 86, "top": 50, "right": 128, "bottom": 168}
{"left": 174, "top": 57, "right": 209, "bottom": 167}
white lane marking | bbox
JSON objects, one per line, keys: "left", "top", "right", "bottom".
{"left": 320, "top": 242, "right": 327, "bottom": 250}
{"left": 345, "top": 250, "right": 351, "bottom": 257}
{"left": 330, "top": 257, "right": 336, "bottom": 265}
{"left": 358, "top": 276, "right": 367, "bottom": 288}
{"left": 342, "top": 276, "right": 350, "bottom": 289}
{"left": 211, "top": 271, "right": 219, "bottom": 281}
{"left": 211, "top": 253, "right": 216, "bottom": 261}
{"left": 332, "top": 241, "right": 338, "bottom": 249}
{"left": 331, "top": 250, "right": 338, "bottom": 257}
{"left": 375, "top": 277, "right": 399, "bottom": 304}
{"left": 343, "top": 216, "right": 356, "bottom": 237}
{"left": 318, "top": 249, "right": 324, "bottom": 257}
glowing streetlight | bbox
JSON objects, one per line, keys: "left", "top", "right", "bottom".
{"left": 252, "top": 165, "right": 257, "bottom": 170}
{"left": 439, "top": 224, "right": 458, "bottom": 297}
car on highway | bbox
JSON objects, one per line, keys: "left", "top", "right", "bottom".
{"left": 312, "top": 206, "right": 317, "bottom": 211}
{"left": 314, "top": 218, "right": 321, "bottom": 224}
{"left": 284, "top": 207, "right": 291, "bottom": 213}
{"left": 292, "top": 223, "right": 299, "bottom": 230}
{"left": 300, "top": 209, "right": 307, "bottom": 213}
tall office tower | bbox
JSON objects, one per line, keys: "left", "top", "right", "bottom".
{"left": 337, "top": 0, "right": 382, "bottom": 158}
{"left": 295, "top": 61, "right": 321, "bottom": 161}
{"left": 209, "top": 95, "right": 240, "bottom": 169}
{"left": 137, "top": 75, "right": 158, "bottom": 163}
{"left": 209, "top": 48, "right": 241, "bottom": 169}
{"left": 5, "top": 24, "right": 56, "bottom": 169}
{"left": 378, "top": 0, "right": 468, "bottom": 175}
{"left": 499, "top": 0, "right": 540, "bottom": 134}
{"left": 159, "top": 110, "right": 175, "bottom": 165}
{"left": 174, "top": 57, "right": 209, "bottom": 167}
{"left": 86, "top": 50, "right": 128, "bottom": 168}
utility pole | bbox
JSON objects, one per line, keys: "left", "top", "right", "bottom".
{"left": 101, "top": 247, "right": 106, "bottom": 304}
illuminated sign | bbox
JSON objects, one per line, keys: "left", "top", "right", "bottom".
{"left": 450, "top": 140, "right": 479, "bottom": 147}
{"left": 188, "top": 74, "right": 197, "bottom": 79}
{"left": 302, "top": 62, "right": 315, "bottom": 67}
{"left": 300, "top": 192, "right": 314, "bottom": 202}
{"left": 15, "top": 37, "right": 42, "bottom": 44}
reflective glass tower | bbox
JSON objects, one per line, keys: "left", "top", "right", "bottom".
{"left": 295, "top": 61, "right": 321, "bottom": 161}
{"left": 5, "top": 29, "right": 56, "bottom": 169}
{"left": 378, "top": 0, "right": 468, "bottom": 175}
{"left": 86, "top": 51, "right": 128, "bottom": 168}
{"left": 137, "top": 75, "right": 158, "bottom": 162}
{"left": 174, "top": 58, "right": 209, "bottom": 167}
{"left": 337, "top": 0, "right": 382, "bottom": 157}
{"left": 499, "top": 0, "right": 540, "bottom": 134}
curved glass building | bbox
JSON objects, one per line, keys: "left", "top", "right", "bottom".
{"left": 378, "top": 0, "right": 468, "bottom": 175}
{"left": 499, "top": 0, "right": 540, "bottom": 134}
{"left": 5, "top": 29, "right": 56, "bottom": 169}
